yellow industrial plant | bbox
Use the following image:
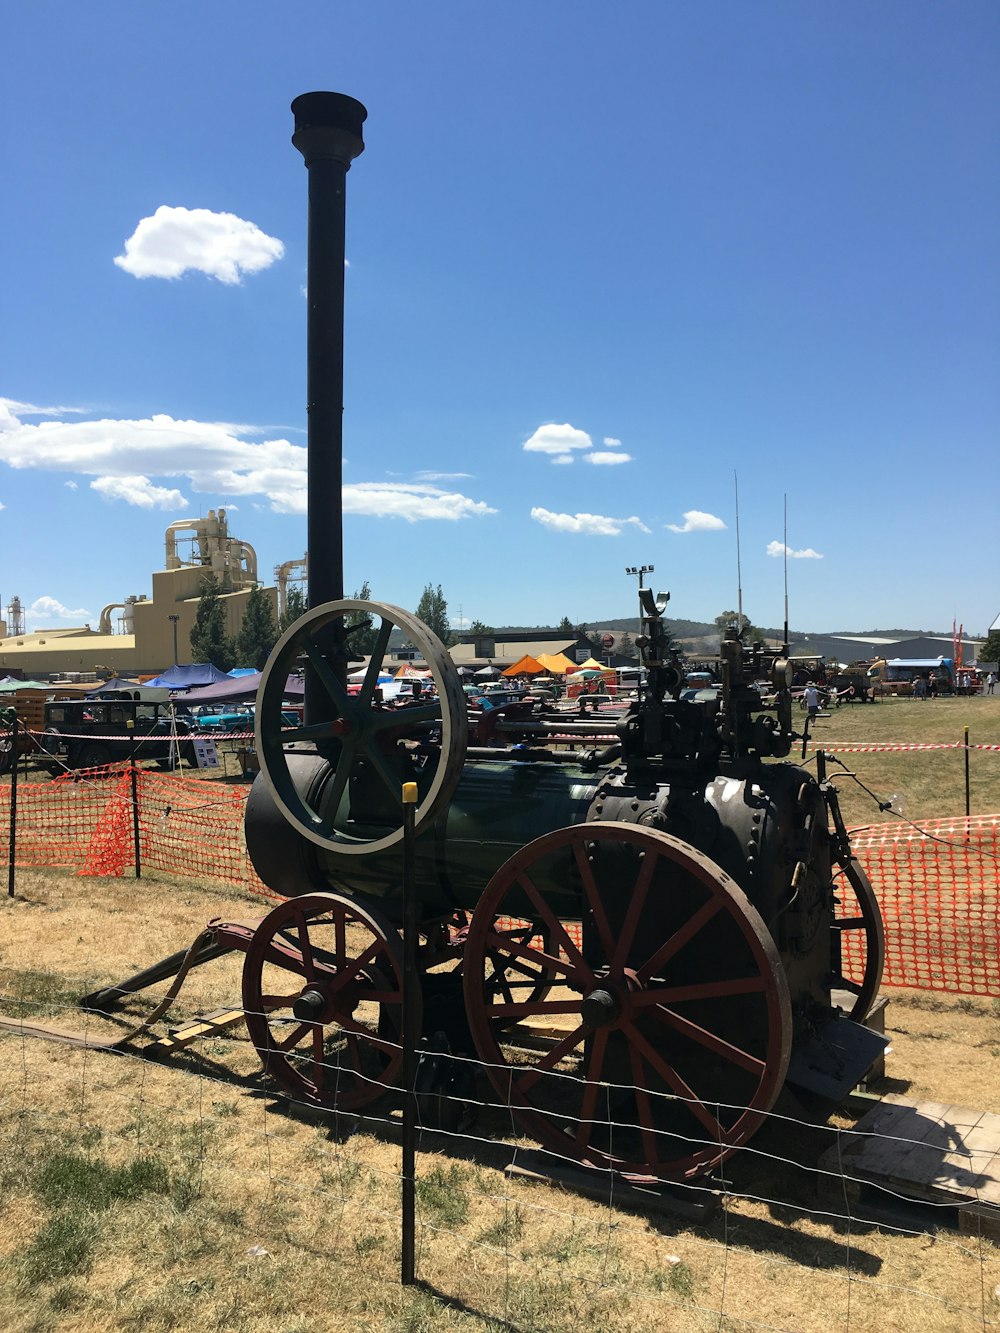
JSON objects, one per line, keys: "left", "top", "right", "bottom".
{"left": 0, "top": 510, "right": 279, "bottom": 678}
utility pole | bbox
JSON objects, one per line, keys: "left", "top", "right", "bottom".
{"left": 168, "top": 614, "right": 180, "bottom": 664}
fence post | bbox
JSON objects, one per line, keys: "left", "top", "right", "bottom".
{"left": 400, "top": 780, "right": 418, "bottom": 1286}
{"left": 6, "top": 711, "right": 18, "bottom": 898}
{"left": 130, "top": 757, "right": 142, "bottom": 880}
{"left": 964, "top": 726, "right": 970, "bottom": 820}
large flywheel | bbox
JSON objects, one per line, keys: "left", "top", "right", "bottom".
{"left": 255, "top": 600, "right": 468, "bottom": 856}
{"left": 463, "top": 822, "right": 793, "bottom": 1182}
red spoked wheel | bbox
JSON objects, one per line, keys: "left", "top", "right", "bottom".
{"left": 242, "top": 892, "right": 415, "bottom": 1112}
{"left": 830, "top": 858, "right": 885, "bottom": 1022}
{"left": 463, "top": 822, "right": 792, "bottom": 1182}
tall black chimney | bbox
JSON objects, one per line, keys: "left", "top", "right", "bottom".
{"left": 291, "top": 91, "right": 367, "bottom": 700}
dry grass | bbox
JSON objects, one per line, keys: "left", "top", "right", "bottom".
{"left": 798, "top": 694, "right": 1000, "bottom": 830}
{"left": 0, "top": 867, "right": 998, "bottom": 1331}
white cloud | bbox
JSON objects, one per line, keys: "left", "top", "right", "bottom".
{"left": 1, "top": 399, "right": 86, "bottom": 418}
{"left": 531, "top": 507, "right": 651, "bottom": 537}
{"left": 64, "top": 480, "right": 77, "bottom": 489}
{"left": 767, "top": 540, "right": 823, "bottom": 560}
{"left": 343, "top": 483, "right": 495, "bottom": 523}
{"left": 0, "top": 499, "right": 5, "bottom": 510}
{"left": 602, "top": 436, "right": 622, "bottom": 447}
{"left": 91, "top": 475, "right": 189, "bottom": 509}
{"left": 585, "top": 451, "right": 632, "bottom": 466}
{"left": 414, "top": 470, "right": 474, "bottom": 482}
{"left": 28, "top": 595, "right": 92, "bottom": 625}
{"left": 666, "top": 510, "right": 727, "bottom": 534}
{"left": 523, "top": 422, "right": 593, "bottom": 464}
{"left": 0, "top": 401, "right": 495, "bottom": 522}
{"left": 114, "top": 205, "right": 284, "bottom": 284}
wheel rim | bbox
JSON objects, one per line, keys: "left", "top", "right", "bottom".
{"left": 242, "top": 891, "right": 415, "bottom": 1112}
{"left": 463, "top": 822, "right": 792, "bottom": 1182}
{"left": 255, "top": 599, "right": 468, "bottom": 855}
{"left": 830, "top": 858, "right": 885, "bottom": 1021}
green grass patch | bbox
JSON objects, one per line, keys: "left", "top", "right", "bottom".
{"left": 34, "top": 1150, "right": 170, "bottom": 1211}
{"left": 23, "top": 1211, "right": 99, "bottom": 1282}
{"left": 415, "top": 1163, "right": 471, "bottom": 1229}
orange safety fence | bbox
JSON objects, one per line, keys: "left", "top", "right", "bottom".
{"left": 2, "top": 767, "right": 998, "bottom": 996}
{"left": 845, "top": 813, "right": 1000, "bottom": 996}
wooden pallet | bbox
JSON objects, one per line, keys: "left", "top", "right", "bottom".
{"left": 818, "top": 1097, "right": 1000, "bottom": 1240}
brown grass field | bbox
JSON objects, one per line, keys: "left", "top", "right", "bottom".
{"left": 0, "top": 694, "right": 998, "bottom": 1330}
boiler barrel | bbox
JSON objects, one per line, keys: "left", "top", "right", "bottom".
{"left": 245, "top": 758, "right": 598, "bottom": 917}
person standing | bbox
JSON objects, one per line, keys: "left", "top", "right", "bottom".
{"left": 804, "top": 681, "right": 821, "bottom": 721}
{"left": 988, "top": 671, "right": 997, "bottom": 695}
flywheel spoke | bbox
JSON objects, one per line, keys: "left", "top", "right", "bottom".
{"left": 646, "top": 1004, "right": 766, "bottom": 1076}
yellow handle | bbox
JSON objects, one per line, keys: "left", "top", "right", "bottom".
{"left": 402, "top": 782, "right": 418, "bottom": 805}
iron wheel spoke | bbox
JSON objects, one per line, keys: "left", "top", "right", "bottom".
{"left": 517, "top": 873, "right": 592, "bottom": 981}
{"left": 632, "top": 977, "right": 766, "bottom": 1006}
{"left": 637, "top": 896, "right": 724, "bottom": 983}
{"left": 514, "top": 1024, "right": 586, "bottom": 1095}
{"left": 622, "top": 1021, "right": 725, "bottom": 1142}
{"left": 358, "top": 620, "right": 394, "bottom": 706}
{"left": 573, "top": 841, "right": 616, "bottom": 962}
{"left": 648, "top": 1004, "right": 766, "bottom": 1076}
{"left": 574, "top": 1027, "right": 609, "bottom": 1151}
{"left": 610, "top": 850, "right": 658, "bottom": 972}
{"left": 301, "top": 636, "right": 353, "bottom": 714}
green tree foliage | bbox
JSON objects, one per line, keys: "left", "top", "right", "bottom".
{"left": 415, "top": 584, "right": 452, "bottom": 646}
{"left": 189, "top": 574, "right": 237, "bottom": 671}
{"left": 978, "top": 631, "right": 1000, "bottom": 665}
{"left": 557, "top": 616, "right": 575, "bottom": 633}
{"left": 617, "top": 630, "right": 637, "bottom": 660}
{"left": 714, "top": 609, "right": 760, "bottom": 642}
{"left": 468, "top": 618, "right": 495, "bottom": 636}
{"left": 278, "top": 585, "right": 307, "bottom": 634}
{"left": 346, "top": 580, "right": 378, "bottom": 656}
{"left": 234, "top": 585, "right": 279, "bottom": 670}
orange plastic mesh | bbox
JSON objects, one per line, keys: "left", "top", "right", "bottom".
{"left": 846, "top": 814, "right": 1000, "bottom": 996}
{"left": 2, "top": 772, "right": 998, "bottom": 996}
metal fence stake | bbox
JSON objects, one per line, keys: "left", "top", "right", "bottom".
{"left": 401, "top": 780, "right": 418, "bottom": 1285}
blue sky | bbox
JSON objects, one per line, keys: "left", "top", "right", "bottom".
{"left": 2, "top": 2, "right": 998, "bottom": 639}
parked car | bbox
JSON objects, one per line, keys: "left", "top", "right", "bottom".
{"left": 41, "top": 698, "right": 194, "bottom": 771}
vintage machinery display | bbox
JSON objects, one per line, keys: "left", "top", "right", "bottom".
{"left": 232, "top": 91, "right": 887, "bottom": 1184}
{"left": 74, "top": 91, "right": 886, "bottom": 1187}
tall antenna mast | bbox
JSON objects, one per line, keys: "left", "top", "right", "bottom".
{"left": 783, "top": 493, "right": 789, "bottom": 653}
{"left": 734, "top": 471, "right": 743, "bottom": 632}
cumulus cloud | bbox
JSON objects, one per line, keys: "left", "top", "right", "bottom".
{"left": 28, "top": 595, "right": 92, "bottom": 625}
{"left": 64, "top": 480, "right": 77, "bottom": 490}
{"left": 585, "top": 451, "right": 632, "bottom": 466}
{"left": 666, "top": 510, "right": 727, "bottom": 534}
{"left": 114, "top": 205, "right": 284, "bottom": 284}
{"left": 531, "top": 507, "right": 651, "bottom": 537}
{"left": 767, "top": 540, "right": 823, "bottom": 560}
{"left": 523, "top": 422, "right": 593, "bottom": 463}
{"left": 91, "top": 475, "right": 189, "bottom": 509}
{"left": 0, "top": 400, "right": 496, "bottom": 521}
{"left": 602, "top": 436, "right": 622, "bottom": 447}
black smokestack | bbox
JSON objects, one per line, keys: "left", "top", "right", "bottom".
{"left": 291, "top": 91, "right": 367, "bottom": 700}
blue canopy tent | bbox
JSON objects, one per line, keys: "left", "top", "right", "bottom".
{"left": 143, "top": 663, "right": 232, "bottom": 689}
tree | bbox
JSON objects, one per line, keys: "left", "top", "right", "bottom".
{"left": 189, "top": 574, "right": 237, "bottom": 670}
{"left": 234, "top": 585, "right": 278, "bottom": 670}
{"left": 714, "top": 609, "right": 760, "bottom": 642}
{"left": 415, "top": 583, "right": 452, "bottom": 646}
{"left": 468, "top": 618, "right": 495, "bottom": 636}
{"left": 618, "top": 630, "right": 636, "bottom": 660}
{"left": 978, "top": 632, "right": 1000, "bottom": 666}
{"left": 279, "top": 585, "right": 307, "bottom": 634}
{"left": 557, "top": 616, "right": 575, "bottom": 633}
{"left": 346, "top": 580, "right": 378, "bottom": 656}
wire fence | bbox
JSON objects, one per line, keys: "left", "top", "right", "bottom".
{"left": 0, "top": 982, "right": 997, "bottom": 1331}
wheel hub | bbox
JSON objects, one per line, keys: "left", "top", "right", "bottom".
{"left": 580, "top": 969, "right": 642, "bottom": 1029}
{"left": 291, "top": 980, "right": 360, "bottom": 1023}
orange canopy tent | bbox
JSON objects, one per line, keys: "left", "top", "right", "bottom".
{"left": 574, "top": 656, "right": 605, "bottom": 671}
{"left": 502, "top": 654, "right": 545, "bottom": 677}
{"left": 535, "top": 651, "right": 578, "bottom": 675}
